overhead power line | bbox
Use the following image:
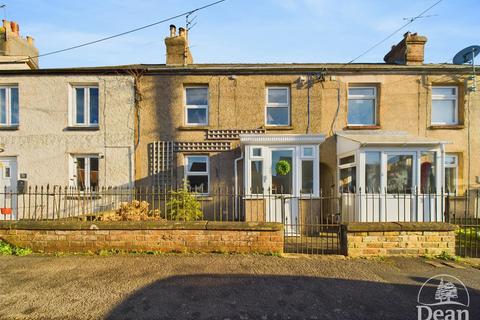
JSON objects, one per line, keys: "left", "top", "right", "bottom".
{"left": 346, "top": 0, "right": 443, "bottom": 64}
{"left": 18, "top": 0, "right": 226, "bottom": 63}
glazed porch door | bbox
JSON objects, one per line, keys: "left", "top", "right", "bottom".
{"left": 265, "top": 148, "right": 299, "bottom": 235}
{"left": 385, "top": 152, "right": 416, "bottom": 221}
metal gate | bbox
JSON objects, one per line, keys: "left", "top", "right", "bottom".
{"left": 282, "top": 195, "right": 342, "bottom": 254}
{"left": 448, "top": 190, "right": 480, "bottom": 258}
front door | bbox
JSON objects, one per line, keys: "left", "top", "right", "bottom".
{"left": 385, "top": 152, "right": 416, "bottom": 221}
{"left": 0, "top": 157, "right": 17, "bottom": 220}
{"left": 265, "top": 148, "right": 299, "bottom": 235}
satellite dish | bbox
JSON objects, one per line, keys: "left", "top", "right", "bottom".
{"left": 452, "top": 45, "right": 480, "bottom": 64}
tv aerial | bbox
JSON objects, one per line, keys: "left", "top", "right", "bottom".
{"left": 453, "top": 45, "right": 480, "bottom": 92}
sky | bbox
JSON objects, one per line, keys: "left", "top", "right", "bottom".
{"left": 2, "top": 0, "right": 479, "bottom": 68}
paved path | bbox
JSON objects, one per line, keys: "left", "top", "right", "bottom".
{"left": 0, "top": 254, "right": 479, "bottom": 319}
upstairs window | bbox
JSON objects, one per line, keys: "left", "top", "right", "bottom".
{"left": 347, "top": 87, "right": 376, "bottom": 126}
{"left": 185, "top": 155, "right": 209, "bottom": 193}
{"left": 185, "top": 87, "right": 208, "bottom": 125}
{"left": 431, "top": 86, "right": 458, "bottom": 125}
{"left": 0, "top": 86, "right": 19, "bottom": 127}
{"left": 72, "top": 155, "right": 99, "bottom": 191}
{"left": 72, "top": 85, "right": 99, "bottom": 127}
{"left": 266, "top": 86, "right": 290, "bottom": 126}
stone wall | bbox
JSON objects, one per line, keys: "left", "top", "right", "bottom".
{"left": 341, "top": 222, "right": 457, "bottom": 257}
{"left": 0, "top": 221, "right": 283, "bottom": 254}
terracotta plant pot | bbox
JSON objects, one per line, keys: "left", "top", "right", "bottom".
{"left": 1, "top": 208, "right": 12, "bottom": 215}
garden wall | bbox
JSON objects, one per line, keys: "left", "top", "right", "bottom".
{"left": 0, "top": 221, "right": 283, "bottom": 254}
{"left": 341, "top": 222, "right": 457, "bottom": 257}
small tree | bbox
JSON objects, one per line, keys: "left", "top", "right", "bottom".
{"left": 166, "top": 180, "right": 203, "bottom": 221}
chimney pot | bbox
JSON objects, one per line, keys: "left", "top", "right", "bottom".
{"left": 169, "top": 24, "right": 176, "bottom": 37}
{"left": 10, "top": 21, "right": 18, "bottom": 35}
{"left": 179, "top": 27, "right": 186, "bottom": 37}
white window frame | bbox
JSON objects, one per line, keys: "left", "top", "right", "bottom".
{"left": 70, "top": 154, "right": 100, "bottom": 190}
{"left": 338, "top": 152, "right": 357, "bottom": 193}
{"left": 184, "top": 155, "right": 210, "bottom": 194}
{"left": 244, "top": 144, "right": 319, "bottom": 197}
{"left": 444, "top": 154, "right": 458, "bottom": 194}
{"left": 347, "top": 86, "right": 377, "bottom": 126}
{"left": 300, "top": 146, "right": 317, "bottom": 195}
{"left": 431, "top": 86, "right": 458, "bottom": 125}
{"left": 70, "top": 85, "right": 99, "bottom": 127}
{"left": 0, "top": 86, "right": 19, "bottom": 127}
{"left": 184, "top": 86, "right": 209, "bottom": 126}
{"left": 265, "top": 86, "right": 290, "bottom": 126}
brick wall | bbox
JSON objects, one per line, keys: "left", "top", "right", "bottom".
{"left": 342, "top": 222, "right": 457, "bottom": 257}
{"left": 0, "top": 221, "right": 283, "bottom": 254}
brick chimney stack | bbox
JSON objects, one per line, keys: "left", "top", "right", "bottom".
{"left": 0, "top": 20, "right": 39, "bottom": 69}
{"left": 384, "top": 32, "right": 427, "bottom": 65}
{"left": 165, "top": 24, "right": 193, "bottom": 66}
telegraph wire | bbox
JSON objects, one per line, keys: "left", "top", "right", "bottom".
{"left": 345, "top": 0, "right": 443, "bottom": 64}
{"left": 15, "top": 0, "right": 226, "bottom": 63}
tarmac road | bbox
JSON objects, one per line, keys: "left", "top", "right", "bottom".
{"left": 0, "top": 254, "right": 478, "bottom": 319}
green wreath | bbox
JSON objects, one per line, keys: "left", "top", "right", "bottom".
{"left": 275, "top": 160, "right": 291, "bottom": 176}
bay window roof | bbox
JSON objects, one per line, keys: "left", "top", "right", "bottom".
{"left": 239, "top": 134, "right": 325, "bottom": 145}
{"left": 337, "top": 131, "right": 449, "bottom": 147}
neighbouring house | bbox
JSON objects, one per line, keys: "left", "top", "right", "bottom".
{"left": 0, "top": 20, "right": 136, "bottom": 209}
{"left": 134, "top": 25, "right": 479, "bottom": 225}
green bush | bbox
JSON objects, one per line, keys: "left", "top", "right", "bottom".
{"left": 0, "top": 240, "right": 32, "bottom": 256}
{"left": 166, "top": 181, "right": 203, "bottom": 221}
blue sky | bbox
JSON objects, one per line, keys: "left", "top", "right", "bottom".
{"left": 3, "top": 0, "right": 479, "bottom": 68}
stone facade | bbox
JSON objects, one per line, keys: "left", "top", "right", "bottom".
{"left": 0, "top": 221, "right": 284, "bottom": 254}
{"left": 135, "top": 27, "right": 479, "bottom": 198}
{"left": 341, "top": 222, "right": 457, "bottom": 257}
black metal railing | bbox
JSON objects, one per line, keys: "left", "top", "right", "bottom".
{"left": 0, "top": 185, "right": 478, "bottom": 256}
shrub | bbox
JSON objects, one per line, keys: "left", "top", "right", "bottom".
{"left": 0, "top": 240, "right": 32, "bottom": 256}
{"left": 102, "top": 200, "right": 162, "bottom": 221}
{"left": 166, "top": 181, "right": 203, "bottom": 221}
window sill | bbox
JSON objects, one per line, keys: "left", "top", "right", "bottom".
{"left": 194, "top": 195, "right": 213, "bottom": 201}
{"left": 65, "top": 126, "right": 100, "bottom": 131}
{"left": 0, "top": 125, "right": 19, "bottom": 131}
{"left": 178, "top": 126, "right": 210, "bottom": 131}
{"left": 428, "top": 125, "right": 464, "bottom": 130}
{"left": 345, "top": 125, "right": 381, "bottom": 130}
{"left": 265, "top": 125, "right": 294, "bottom": 130}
